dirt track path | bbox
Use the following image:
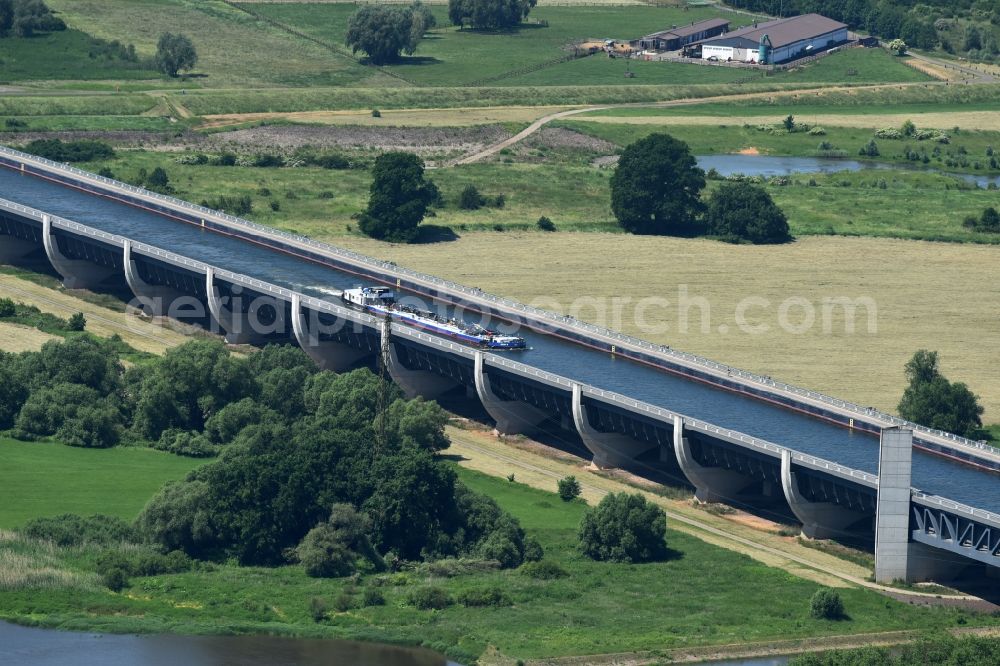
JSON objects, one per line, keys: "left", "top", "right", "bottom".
{"left": 442, "top": 82, "right": 922, "bottom": 167}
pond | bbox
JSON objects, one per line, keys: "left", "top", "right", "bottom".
{"left": 0, "top": 621, "right": 455, "bottom": 666}
{"left": 695, "top": 154, "right": 1000, "bottom": 188}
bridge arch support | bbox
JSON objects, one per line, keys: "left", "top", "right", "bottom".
{"left": 780, "top": 450, "right": 866, "bottom": 539}
{"left": 673, "top": 415, "right": 753, "bottom": 503}
{"left": 571, "top": 383, "right": 655, "bottom": 468}
{"left": 123, "top": 240, "right": 186, "bottom": 317}
{"left": 291, "top": 294, "right": 372, "bottom": 372}
{"left": 43, "top": 214, "right": 116, "bottom": 289}
{"left": 474, "top": 351, "right": 548, "bottom": 435}
{"left": 382, "top": 321, "right": 459, "bottom": 399}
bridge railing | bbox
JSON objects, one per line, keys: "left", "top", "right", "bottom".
{"left": 3, "top": 145, "right": 997, "bottom": 459}
{"left": 912, "top": 491, "right": 1000, "bottom": 529}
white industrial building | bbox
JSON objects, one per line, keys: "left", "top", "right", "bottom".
{"left": 698, "top": 13, "right": 848, "bottom": 64}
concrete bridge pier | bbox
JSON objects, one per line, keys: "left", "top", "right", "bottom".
{"left": 291, "top": 294, "right": 372, "bottom": 372}
{"left": 474, "top": 351, "right": 548, "bottom": 435}
{"left": 382, "top": 321, "right": 459, "bottom": 399}
{"left": 874, "top": 427, "right": 970, "bottom": 583}
{"left": 780, "top": 450, "right": 864, "bottom": 539}
{"left": 673, "top": 415, "right": 752, "bottom": 503}
{"left": 43, "top": 215, "right": 116, "bottom": 289}
{"left": 572, "top": 383, "right": 655, "bottom": 468}
{"left": 123, "top": 241, "right": 186, "bottom": 317}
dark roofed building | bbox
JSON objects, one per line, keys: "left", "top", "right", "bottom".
{"left": 630, "top": 18, "right": 729, "bottom": 52}
{"left": 698, "top": 13, "right": 847, "bottom": 64}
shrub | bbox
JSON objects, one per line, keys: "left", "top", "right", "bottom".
{"left": 808, "top": 126, "right": 826, "bottom": 136}
{"left": 409, "top": 586, "right": 453, "bottom": 610}
{"left": 67, "top": 312, "right": 86, "bottom": 331}
{"left": 579, "top": 492, "right": 668, "bottom": 563}
{"left": 522, "top": 537, "right": 544, "bottom": 562}
{"left": 705, "top": 181, "right": 790, "bottom": 244}
{"left": 308, "top": 596, "right": 328, "bottom": 622}
{"left": 372, "top": 109, "right": 381, "bottom": 118}
{"left": 521, "top": 559, "right": 568, "bottom": 580}
{"left": 332, "top": 592, "right": 355, "bottom": 612}
{"left": 536, "top": 216, "right": 556, "bottom": 232}
{"left": 200, "top": 195, "right": 252, "bottom": 216}
{"left": 810, "top": 588, "right": 844, "bottom": 620}
{"left": 22, "top": 514, "right": 137, "bottom": 547}
{"left": 22, "top": 139, "right": 115, "bottom": 163}
{"left": 458, "top": 184, "right": 485, "bottom": 210}
{"left": 312, "top": 153, "right": 352, "bottom": 170}
{"left": 557, "top": 476, "right": 581, "bottom": 502}
{"left": 361, "top": 587, "right": 385, "bottom": 607}
{"left": 269, "top": 200, "right": 280, "bottom": 212}
{"left": 0, "top": 298, "right": 16, "bottom": 317}
{"left": 457, "top": 586, "right": 511, "bottom": 608}
{"left": 103, "top": 566, "right": 129, "bottom": 592}
{"left": 153, "top": 429, "right": 217, "bottom": 457}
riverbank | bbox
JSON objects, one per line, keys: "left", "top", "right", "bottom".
{"left": 2, "top": 455, "right": 994, "bottom": 664}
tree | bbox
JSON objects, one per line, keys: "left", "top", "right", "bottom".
{"left": 155, "top": 32, "right": 197, "bottom": 77}
{"left": 345, "top": 4, "right": 424, "bottom": 65}
{"left": 578, "top": 492, "right": 668, "bottom": 563}
{"left": 610, "top": 133, "right": 705, "bottom": 236}
{"left": 67, "top": 312, "right": 86, "bottom": 331}
{"left": 887, "top": 38, "right": 908, "bottom": 56}
{"left": 898, "top": 350, "right": 984, "bottom": 437}
{"left": 705, "top": 181, "right": 790, "bottom": 244}
{"left": 297, "top": 504, "right": 383, "bottom": 577}
{"left": 557, "top": 475, "right": 581, "bottom": 502}
{"left": 448, "top": 0, "right": 537, "bottom": 30}
{"left": 964, "top": 25, "right": 982, "bottom": 52}
{"left": 358, "top": 151, "right": 439, "bottom": 243}
{"left": 458, "top": 184, "right": 485, "bottom": 210}
{"left": 146, "top": 167, "right": 170, "bottom": 193}
{"left": 0, "top": 0, "right": 65, "bottom": 38}
{"left": 783, "top": 114, "right": 795, "bottom": 131}
{"left": 809, "top": 589, "right": 844, "bottom": 620}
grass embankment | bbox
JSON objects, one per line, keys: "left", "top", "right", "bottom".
{"left": 0, "top": 456, "right": 990, "bottom": 662}
{"left": 45, "top": 0, "right": 389, "bottom": 89}
{"left": 0, "top": 269, "right": 193, "bottom": 355}
{"left": 0, "top": 29, "right": 158, "bottom": 82}
{"left": 75, "top": 145, "right": 1000, "bottom": 244}
{"left": 0, "top": 438, "right": 202, "bottom": 528}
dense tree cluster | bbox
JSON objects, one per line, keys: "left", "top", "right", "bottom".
{"left": 136, "top": 364, "right": 537, "bottom": 569}
{"left": 610, "top": 133, "right": 794, "bottom": 244}
{"left": 963, "top": 206, "right": 1000, "bottom": 233}
{"left": 448, "top": 0, "right": 537, "bottom": 30}
{"left": 345, "top": 3, "right": 429, "bottom": 65}
{"left": 578, "top": 492, "right": 668, "bottom": 563}
{"left": 23, "top": 138, "right": 115, "bottom": 163}
{"left": 897, "top": 350, "right": 983, "bottom": 437}
{"left": 358, "top": 151, "right": 439, "bottom": 242}
{"left": 0, "top": 0, "right": 65, "bottom": 38}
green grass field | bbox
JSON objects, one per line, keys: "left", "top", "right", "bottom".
{"left": 0, "top": 438, "right": 202, "bottom": 528}
{"left": 0, "top": 29, "right": 159, "bottom": 82}
{"left": 249, "top": 3, "right": 736, "bottom": 86}
{"left": 45, "top": 0, "right": 390, "bottom": 88}
{"left": 0, "top": 464, "right": 991, "bottom": 661}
